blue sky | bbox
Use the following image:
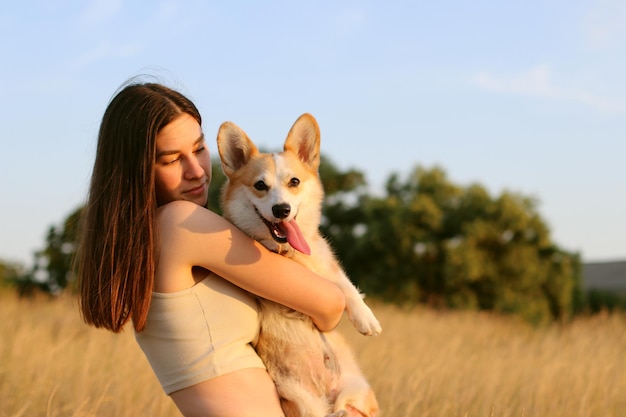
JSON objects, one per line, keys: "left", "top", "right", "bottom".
{"left": 1, "top": 0, "right": 625, "bottom": 268}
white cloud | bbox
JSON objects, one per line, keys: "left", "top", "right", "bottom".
{"left": 472, "top": 65, "right": 626, "bottom": 114}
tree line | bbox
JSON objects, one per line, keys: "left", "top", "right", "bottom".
{"left": 2, "top": 156, "right": 603, "bottom": 323}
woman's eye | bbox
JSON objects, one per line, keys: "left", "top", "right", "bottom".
{"left": 254, "top": 181, "right": 269, "bottom": 191}
{"left": 194, "top": 146, "right": 206, "bottom": 153}
{"left": 164, "top": 157, "right": 180, "bottom": 165}
{"left": 289, "top": 178, "right": 300, "bottom": 187}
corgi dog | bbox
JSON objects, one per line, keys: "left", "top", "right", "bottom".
{"left": 217, "top": 113, "right": 382, "bottom": 417}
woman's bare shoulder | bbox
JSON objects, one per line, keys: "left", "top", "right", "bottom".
{"left": 154, "top": 202, "right": 231, "bottom": 292}
{"left": 156, "top": 201, "right": 233, "bottom": 235}
{"left": 157, "top": 200, "right": 221, "bottom": 223}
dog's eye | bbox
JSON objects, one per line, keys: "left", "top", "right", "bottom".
{"left": 254, "top": 180, "right": 269, "bottom": 191}
{"left": 288, "top": 178, "right": 300, "bottom": 187}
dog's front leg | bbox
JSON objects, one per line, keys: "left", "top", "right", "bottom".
{"left": 336, "top": 273, "right": 381, "bottom": 336}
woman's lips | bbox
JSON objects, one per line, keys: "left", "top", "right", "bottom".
{"left": 184, "top": 182, "right": 207, "bottom": 196}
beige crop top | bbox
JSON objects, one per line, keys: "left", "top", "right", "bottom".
{"left": 135, "top": 273, "right": 266, "bottom": 394}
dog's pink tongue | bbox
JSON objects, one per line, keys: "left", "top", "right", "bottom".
{"left": 280, "top": 220, "right": 311, "bottom": 255}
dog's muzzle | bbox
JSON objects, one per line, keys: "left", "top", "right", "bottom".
{"left": 255, "top": 206, "right": 288, "bottom": 244}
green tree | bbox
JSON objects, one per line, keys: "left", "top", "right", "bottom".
{"left": 442, "top": 190, "right": 578, "bottom": 322}
{"left": 317, "top": 154, "right": 369, "bottom": 269}
{"left": 0, "top": 259, "right": 25, "bottom": 290}
{"left": 207, "top": 157, "right": 227, "bottom": 215}
{"left": 327, "top": 165, "right": 581, "bottom": 323}
{"left": 15, "top": 207, "right": 83, "bottom": 295}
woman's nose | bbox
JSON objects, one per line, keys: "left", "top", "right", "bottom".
{"left": 184, "top": 157, "right": 205, "bottom": 179}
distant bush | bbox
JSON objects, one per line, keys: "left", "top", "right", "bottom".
{"left": 585, "top": 289, "right": 626, "bottom": 313}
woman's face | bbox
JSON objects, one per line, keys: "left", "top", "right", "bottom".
{"left": 155, "top": 113, "right": 211, "bottom": 206}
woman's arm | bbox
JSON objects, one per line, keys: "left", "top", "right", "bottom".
{"left": 155, "top": 200, "right": 346, "bottom": 332}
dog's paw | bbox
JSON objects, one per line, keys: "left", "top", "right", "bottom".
{"left": 348, "top": 306, "right": 382, "bottom": 336}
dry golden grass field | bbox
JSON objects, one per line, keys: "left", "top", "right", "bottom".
{"left": 1, "top": 290, "right": 625, "bottom": 417}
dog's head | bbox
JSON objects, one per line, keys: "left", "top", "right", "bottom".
{"left": 217, "top": 113, "right": 324, "bottom": 256}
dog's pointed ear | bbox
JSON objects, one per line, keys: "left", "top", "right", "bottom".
{"left": 217, "top": 121, "right": 259, "bottom": 177}
{"left": 284, "top": 113, "right": 321, "bottom": 171}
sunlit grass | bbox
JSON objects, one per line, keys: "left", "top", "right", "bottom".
{"left": 1, "top": 290, "right": 625, "bottom": 416}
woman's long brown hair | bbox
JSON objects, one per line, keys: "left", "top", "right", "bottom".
{"left": 77, "top": 82, "right": 201, "bottom": 333}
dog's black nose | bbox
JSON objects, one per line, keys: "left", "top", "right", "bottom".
{"left": 272, "top": 203, "right": 291, "bottom": 219}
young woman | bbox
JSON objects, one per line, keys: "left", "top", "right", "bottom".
{"left": 77, "top": 81, "right": 346, "bottom": 417}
